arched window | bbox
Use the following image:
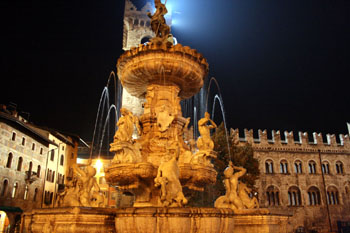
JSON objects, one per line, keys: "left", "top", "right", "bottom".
{"left": 141, "top": 36, "right": 151, "bottom": 45}
{"left": 6, "top": 153, "right": 13, "bottom": 168}
{"left": 60, "top": 155, "right": 64, "bottom": 166}
{"left": 21, "top": 137, "right": 25, "bottom": 146}
{"left": 52, "top": 171, "right": 55, "bottom": 183}
{"left": 280, "top": 160, "right": 288, "bottom": 174}
{"left": 24, "top": 185, "right": 29, "bottom": 200}
{"left": 308, "top": 160, "right": 317, "bottom": 174}
{"left": 12, "top": 182, "right": 18, "bottom": 198}
{"left": 134, "top": 19, "right": 139, "bottom": 26}
{"left": 32, "top": 143, "right": 35, "bottom": 151}
{"left": 140, "top": 20, "right": 144, "bottom": 26}
{"left": 265, "top": 160, "right": 274, "bottom": 174}
{"left": 29, "top": 161, "right": 33, "bottom": 173}
{"left": 50, "top": 150, "right": 55, "bottom": 161}
{"left": 327, "top": 186, "right": 340, "bottom": 205}
{"left": 17, "top": 157, "right": 23, "bottom": 171}
{"left": 11, "top": 132, "right": 16, "bottom": 141}
{"left": 294, "top": 160, "right": 302, "bottom": 174}
{"left": 50, "top": 192, "right": 53, "bottom": 204}
{"left": 307, "top": 186, "right": 321, "bottom": 205}
{"left": 266, "top": 186, "right": 280, "bottom": 206}
{"left": 146, "top": 21, "right": 150, "bottom": 27}
{"left": 47, "top": 169, "right": 51, "bottom": 181}
{"left": 335, "top": 161, "right": 344, "bottom": 174}
{"left": 37, "top": 165, "right": 41, "bottom": 178}
{"left": 1, "top": 180, "right": 8, "bottom": 196}
{"left": 288, "top": 186, "right": 302, "bottom": 206}
{"left": 33, "top": 188, "right": 38, "bottom": 201}
{"left": 322, "top": 161, "right": 330, "bottom": 174}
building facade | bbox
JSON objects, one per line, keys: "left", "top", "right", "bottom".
{"left": 233, "top": 128, "right": 350, "bottom": 233}
{"left": 0, "top": 106, "right": 54, "bottom": 231}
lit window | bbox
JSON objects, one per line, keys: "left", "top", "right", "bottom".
{"left": 12, "top": 182, "right": 18, "bottom": 198}
{"left": 24, "top": 185, "right": 28, "bottom": 200}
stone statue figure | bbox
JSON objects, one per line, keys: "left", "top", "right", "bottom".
{"left": 114, "top": 108, "right": 141, "bottom": 142}
{"left": 215, "top": 162, "right": 258, "bottom": 210}
{"left": 154, "top": 146, "right": 188, "bottom": 207}
{"left": 147, "top": 0, "right": 171, "bottom": 43}
{"left": 57, "top": 161, "right": 104, "bottom": 207}
{"left": 111, "top": 108, "right": 142, "bottom": 164}
{"left": 196, "top": 112, "right": 217, "bottom": 151}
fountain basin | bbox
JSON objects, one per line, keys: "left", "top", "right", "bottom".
{"left": 117, "top": 43, "right": 209, "bottom": 99}
{"left": 115, "top": 207, "right": 234, "bottom": 233}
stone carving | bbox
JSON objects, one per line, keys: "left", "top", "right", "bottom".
{"left": 197, "top": 112, "right": 217, "bottom": 151}
{"left": 110, "top": 108, "right": 142, "bottom": 164}
{"left": 156, "top": 105, "right": 174, "bottom": 132}
{"left": 57, "top": 162, "right": 104, "bottom": 207}
{"left": 147, "top": 0, "right": 171, "bottom": 44}
{"left": 154, "top": 146, "right": 188, "bottom": 207}
{"left": 215, "top": 162, "right": 258, "bottom": 210}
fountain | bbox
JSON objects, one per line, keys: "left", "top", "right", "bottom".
{"left": 21, "top": 1, "right": 290, "bottom": 232}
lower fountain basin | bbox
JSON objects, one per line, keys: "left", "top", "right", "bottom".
{"left": 115, "top": 207, "right": 234, "bottom": 233}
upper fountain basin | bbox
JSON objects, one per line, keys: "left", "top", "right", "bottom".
{"left": 117, "top": 43, "right": 209, "bottom": 99}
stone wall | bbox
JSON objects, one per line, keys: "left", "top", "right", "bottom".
{"left": 232, "top": 128, "right": 350, "bottom": 233}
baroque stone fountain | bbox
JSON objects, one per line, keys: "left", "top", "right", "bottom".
{"left": 21, "top": 1, "right": 290, "bottom": 232}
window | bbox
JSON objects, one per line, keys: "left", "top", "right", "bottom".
{"left": 307, "top": 187, "right": 321, "bottom": 205}
{"left": 21, "top": 137, "right": 25, "bottom": 146}
{"left": 280, "top": 160, "right": 288, "bottom": 174}
{"left": 335, "top": 161, "right": 344, "bottom": 174}
{"left": 294, "top": 160, "right": 302, "bottom": 174}
{"left": 52, "top": 171, "right": 55, "bottom": 183}
{"left": 146, "top": 21, "right": 150, "bottom": 27}
{"left": 140, "top": 20, "right": 144, "bottom": 26}
{"left": 266, "top": 186, "right": 280, "bottom": 206}
{"left": 62, "top": 145, "right": 65, "bottom": 151}
{"left": 327, "top": 187, "right": 340, "bottom": 205}
{"left": 17, "top": 157, "right": 23, "bottom": 171}
{"left": 40, "top": 147, "right": 43, "bottom": 155}
{"left": 12, "top": 182, "right": 18, "bottom": 198}
{"left": 265, "top": 160, "right": 274, "bottom": 174}
{"left": 134, "top": 19, "right": 139, "bottom": 25}
{"left": 50, "top": 150, "right": 55, "bottom": 161}
{"left": 60, "top": 155, "right": 64, "bottom": 166}
{"left": 1, "top": 180, "right": 8, "bottom": 196}
{"left": 322, "top": 162, "right": 330, "bottom": 174}
{"left": 32, "top": 143, "right": 35, "bottom": 151}
{"left": 288, "top": 186, "right": 302, "bottom": 206}
{"left": 37, "top": 165, "right": 41, "bottom": 178}
{"left": 24, "top": 185, "right": 28, "bottom": 200}
{"left": 33, "top": 188, "right": 38, "bottom": 201}
{"left": 11, "top": 132, "right": 16, "bottom": 141}
{"left": 47, "top": 169, "right": 51, "bottom": 181}
{"left": 308, "top": 161, "right": 316, "bottom": 174}
{"left": 6, "top": 153, "right": 13, "bottom": 168}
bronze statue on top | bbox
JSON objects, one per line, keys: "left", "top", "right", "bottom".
{"left": 148, "top": 0, "right": 171, "bottom": 45}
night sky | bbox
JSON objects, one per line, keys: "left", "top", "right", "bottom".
{"left": 1, "top": 0, "right": 350, "bottom": 142}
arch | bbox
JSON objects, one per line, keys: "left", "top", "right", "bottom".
{"left": 265, "top": 159, "right": 274, "bottom": 174}
{"left": 60, "top": 155, "right": 64, "bottom": 166}
{"left": 322, "top": 161, "right": 330, "bottom": 174}
{"left": 6, "top": 153, "right": 13, "bottom": 168}
{"left": 279, "top": 159, "right": 289, "bottom": 174}
{"left": 327, "top": 186, "right": 340, "bottom": 205}
{"left": 140, "top": 36, "right": 151, "bottom": 45}
{"left": 1, "top": 179, "right": 9, "bottom": 196}
{"left": 294, "top": 160, "right": 303, "bottom": 174}
{"left": 308, "top": 160, "right": 317, "bottom": 174}
{"left": 37, "top": 165, "right": 41, "bottom": 178}
{"left": 288, "top": 186, "right": 302, "bottom": 206}
{"left": 335, "top": 161, "right": 344, "bottom": 174}
{"left": 266, "top": 185, "right": 280, "bottom": 206}
{"left": 17, "top": 157, "right": 23, "bottom": 171}
{"left": 11, "top": 182, "right": 18, "bottom": 198}
{"left": 33, "top": 188, "right": 38, "bottom": 201}
{"left": 307, "top": 186, "right": 321, "bottom": 205}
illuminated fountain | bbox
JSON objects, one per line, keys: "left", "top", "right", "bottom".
{"left": 21, "top": 1, "right": 289, "bottom": 232}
